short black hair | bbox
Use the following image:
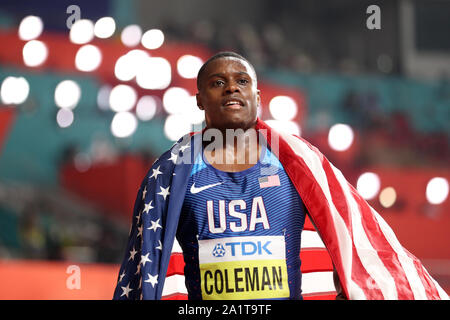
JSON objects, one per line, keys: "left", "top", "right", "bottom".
{"left": 196, "top": 51, "right": 257, "bottom": 90}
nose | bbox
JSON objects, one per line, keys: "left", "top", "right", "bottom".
{"left": 224, "top": 81, "right": 240, "bottom": 94}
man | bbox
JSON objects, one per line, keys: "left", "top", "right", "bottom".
{"left": 113, "top": 52, "right": 448, "bottom": 300}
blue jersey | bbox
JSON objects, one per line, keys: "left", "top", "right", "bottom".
{"left": 176, "top": 146, "right": 306, "bottom": 300}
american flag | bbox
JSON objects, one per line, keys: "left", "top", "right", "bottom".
{"left": 258, "top": 175, "right": 281, "bottom": 189}
{"left": 113, "top": 119, "right": 449, "bottom": 300}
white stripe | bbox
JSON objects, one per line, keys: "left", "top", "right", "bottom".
{"left": 301, "top": 271, "right": 335, "bottom": 294}
{"left": 171, "top": 238, "right": 182, "bottom": 253}
{"left": 162, "top": 274, "right": 187, "bottom": 297}
{"left": 332, "top": 165, "right": 398, "bottom": 299}
{"left": 281, "top": 133, "right": 366, "bottom": 299}
{"left": 370, "top": 207, "right": 427, "bottom": 299}
{"left": 372, "top": 207, "right": 449, "bottom": 300}
{"left": 301, "top": 230, "right": 325, "bottom": 249}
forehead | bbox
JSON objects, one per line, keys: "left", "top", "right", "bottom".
{"left": 203, "top": 57, "right": 256, "bottom": 80}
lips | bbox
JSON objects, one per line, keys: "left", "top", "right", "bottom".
{"left": 222, "top": 97, "right": 245, "bottom": 108}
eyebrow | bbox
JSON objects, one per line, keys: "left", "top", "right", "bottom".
{"left": 207, "top": 71, "right": 251, "bottom": 79}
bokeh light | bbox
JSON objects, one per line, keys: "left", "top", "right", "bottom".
{"left": 109, "top": 84, "right": 137, "bottom": 112}
{"left": 75, "top": 44, "right": 102, "bottom": 72}
{"left": 22, "top": 40, "right": 48, "bottom": 67}
{"left": 56, "top": 108, "right": 74, "bottom": 128}
{"left": 0, "top": 76, "right": 30, "bottom": 105}
{"left": 379, "top": 187, "right": 397, "bottom": 208}
{"left": 136, "top": 96, "right": 158, "bottom": 121}
{"left": 426, "top": 177, "right": 449, "bottom": 205}
{"left": 121, "top": 24, "right": 142, "bottom": 47}
{"left": 111, "top": 112, "right": 138, "bottom": 138}
{"left": 69, "top": 19, "right": 95, "bottom": 44}
{"left": 177, "top": 55, "right": 203, "bottom": 79}
{"left": 265, "top": 119, "right": 301, "bottom": 136}
{"left": 141, "top": 29, "right": 164, "bottom": 50}
{"left": 136, "top": 57, "right": 171, "bottom": 90}
{"left": 54, "top": 80, "right": 81, "bottom": 109}
{"left": 328, "top": 123, "right": 354, "bottom": 152}
{"left": 94, "top": 17, "right": 116, "bottom": 39}
{"left": 357, "top": 172, "right": 381, "bottom": 200}
{"left": 18, "top": 15, "right": 43, "bottom": 41}
{"left": 269, "top": 96, "right": 298, "bottom": 121}
{"left": 164, "top": 114, "right": 193, "bottom": 141}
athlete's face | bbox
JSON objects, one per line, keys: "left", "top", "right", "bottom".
{"left": 196, "top": 57, "right": 260, "bottom": 131}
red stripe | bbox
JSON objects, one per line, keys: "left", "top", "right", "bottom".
{"left": 303, "top": 215, "right": 316, "bottom": 231}
{"left": 256, "top": 120, "right": 348, "bottom": 297}
{"left": 404, "top": 249, "right": 440, "bottom": 299}
{"left": 348, "top": 180, "right": 415, "bottom": 299}
{"left": 316, "top": 158, "right": 388, "bottom": 299}
{"left": 300, "top": 249, "right": 333, "bottom": 273}
{"left": 166, "top": 253, "right": 185, "bottom": 277}
{"left": 303, "top": 291, "right": 337, "bottom": 300}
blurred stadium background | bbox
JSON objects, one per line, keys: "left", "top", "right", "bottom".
{"left": 0, "top": 0, "right": 448, "bottom": 299}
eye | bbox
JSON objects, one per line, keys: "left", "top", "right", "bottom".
{"left": 238, "top": 78, "right": 249, "bottom": 85}
{"left": 213, "top": 79, "right": 225, "bottom": 87}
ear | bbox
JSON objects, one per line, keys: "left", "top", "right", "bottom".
{"left": 196, "top": 93, "right": 204, "bottom": 110}
{"left": 256, "top": 89, "right": 261, "bottom": 107}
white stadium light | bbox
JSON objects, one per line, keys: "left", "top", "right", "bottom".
{"left": 54, "top": 80, "right": 81, "bottom": 109}
{"left": 269, "top": 96, "right": 298, "bottom": 121}
{"left": 266, "top": 119, "right": 301, "bottom": 136}
{"left": 69, "top": 19, "right": 95, "bottom": 44}
{"left": 185, "top": 96, "right": 205, "bottom": 125}
{"left": 328, "top": 123, "right": 354, "bottom": 152}
{"left": 162, "top": 87, "right": 190, "bottom": 114}
{"left": 97, "top": 85, "right": 112, "bottom": 111}
{"left": 426, "top": 177, "right": 449, "bottom": 205}
{"left": 0, "top": 76, "right": 30, "bottom": 105}
{"left": 136, "top": 57, "right": 171, "bottom": 90}
{"left": 114, "top": 49, "right": 149, "bottom": 81}
{"left": 22, "top": 40, "right": 48, "bottom": 67}
{"left": 357, "top": 172, "right": 381, "bottom": 200}
{"left": 111, "top": 111, "right": 138, "bottom": 138}
{"left": 75, "top": 44, "right": 102, "bottom": 72}
{"left": 136, "top": 96, "right": 158, "bottom": 121}
{"left": 121, "top": 24, "right": 142, "bottom": 47}
{"left": 177, "top": 55, "right": 203, "bottom": 79}
{"left": 164, "top": 114, "right": 193, "bottom": 141}
{"left": 141, "top": 29, "right": 164, "bottom": 50}
{"left": 18, "top": 15, "right": 44, "bottom": 41}
{"left": 56, "top": 108, "right": 74, "bottom": 128}
{"left": 94, "top": 17, "right": 116, "bottom": 39}
{"left": 109, "top": 84, "right": 137, "bottom": 112}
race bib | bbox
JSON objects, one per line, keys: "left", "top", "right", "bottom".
{"left": 198, "top": 235, "right": 290, "bottom": 300}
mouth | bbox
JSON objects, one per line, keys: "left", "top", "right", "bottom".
{"left": 222, "top": 98, "right": 245, "bottom": 110}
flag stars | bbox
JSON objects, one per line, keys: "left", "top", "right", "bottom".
{"left": 144, "top": 273, "right": 158, "bottom": 288}
{"left": 150, "top": 165, "right": 163, "bottom": 180}
{"left": 143, "top": 200, "right": 154, "bottom": 214}
{"left": 168, "top": 152, "right": 178, "bottom": 164}
{"left": 128, "top": 247, "right": 138, "bottom": 261}
{"left": 137, "top": 225, "right": 143, "bottom": 238}
{"left": 120, "top": 282, "right": 133, "bottom": 298}
{"left": 142, "top": 186, "right": 147, "bottom": 200}
{"left": 148, "top": 218, "right": 162, "bottom": 232}
{"left": 157, "top": 186, "right": 170, "bottom": 200}
{"left": 140, "top": 252, "right": 152, "bottom": 267}
{"left": 119, "top": 271, "right": 126, "bottom": 283}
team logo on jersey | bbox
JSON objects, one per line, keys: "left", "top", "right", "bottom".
{"left": 190, "top": 182, "right": 223, "bottom": 194}
{"left": 212, "top": 243, "right": 226, "bottom": 257}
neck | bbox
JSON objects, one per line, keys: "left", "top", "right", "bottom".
{"left": 203, "top": 126, "right": 262, "bottom": 167}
